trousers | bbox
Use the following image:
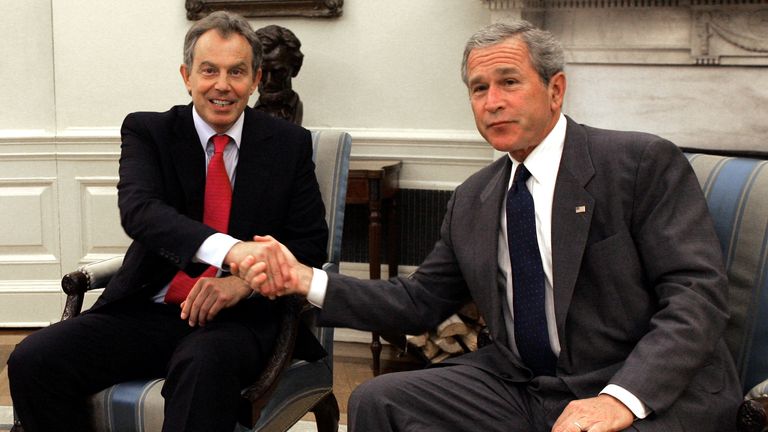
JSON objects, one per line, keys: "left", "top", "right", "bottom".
{"left": 8, "top": 297, "right": 279, "bottom": 432}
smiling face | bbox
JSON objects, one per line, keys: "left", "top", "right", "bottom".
{"left": 466, "top": 37, "right": 565, "bottom": 161}
{"left": 180, "top": 29, "right": 261, "bottom": 134}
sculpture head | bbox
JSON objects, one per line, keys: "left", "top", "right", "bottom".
{"left": 253, "top": 25, "right": 305, "bottom": 124}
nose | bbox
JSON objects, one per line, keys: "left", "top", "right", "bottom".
{"left": 214, "top": 73, "right": 230, "bottom": 92}
{"left": 484, "top": 85, "right": 504, "bottom": 113}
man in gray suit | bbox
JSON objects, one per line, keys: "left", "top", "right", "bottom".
{"left": 239, "top": 21, "right": 742, "bottom": 431}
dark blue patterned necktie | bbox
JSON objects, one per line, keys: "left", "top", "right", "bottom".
{"left": 506, "top": 164, "right": 557, "bottom": 376}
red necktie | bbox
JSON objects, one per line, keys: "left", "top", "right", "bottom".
{"left": 165, "top": 134, "right": 232, "bottom": 304}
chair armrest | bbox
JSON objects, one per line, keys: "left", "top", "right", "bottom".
{"left": 738, "top": 379, "right": 768, "bottom": 432}
{"left": 60, "top": 255, "right": 124, "bottom": 321}
{"left": 62, "top": 255, "right": 124, "bottom": 295}
{"left": 322, "top": 261, "right": 339, "bottom": 274}
{"left": 746, "top": 379, "right": 768, "bottom": 400}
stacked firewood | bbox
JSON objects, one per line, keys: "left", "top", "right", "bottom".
{"left": 405, "top": 302, "right": 485, "bottom": 363}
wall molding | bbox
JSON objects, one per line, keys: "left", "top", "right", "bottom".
{"left": 0, "top": 127, "right": 493, "bottom": 190}
{"left": 483, "top": 0, "right": 768, "bottom": 66}
{"left": 485, "top": 0, "right": 766, "bottom": 9}
{"left": 312, "top": 127, "right": 491, "bottom": 190}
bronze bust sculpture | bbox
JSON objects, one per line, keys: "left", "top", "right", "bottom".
{"left": 254, "top": 25, "right": 304, "bottom": 125}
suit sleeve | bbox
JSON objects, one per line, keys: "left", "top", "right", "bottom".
{"left": 117, "top": 112, "right": 215, "bottom": 271}
{"left": 610, "top": 139, "right": 729, "bottom": 413}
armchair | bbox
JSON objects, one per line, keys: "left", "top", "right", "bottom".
{"left": 682, "top": 150, "right": 768, "bottom": 432}
{"left": 13, "top": 130, "right": 351, "bottom": 432}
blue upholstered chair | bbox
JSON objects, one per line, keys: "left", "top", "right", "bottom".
{"left": 683, "top": 151, "right": 768, "bottom": 432}
{"left": 14, "top": 130, "right": 351, "bottom": 432}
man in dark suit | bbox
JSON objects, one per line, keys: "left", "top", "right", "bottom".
{"left": 238, "top": 21, "right": 742, "bottom": 431}
{"left": 8, "top": 11, "right": 327, "bottom": 432}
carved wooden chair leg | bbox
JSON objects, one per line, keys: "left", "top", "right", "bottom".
{"left": 737, "top": 397, "right": 768, "bottom": 432}
{"left": 311, "top": 392, "right": 340, "bottom": 432}
{"left": 10, "top": 419, "right": 24, "bottom": 432}
{"left": 10, "top": 406, "right": 24, "bottom": 432}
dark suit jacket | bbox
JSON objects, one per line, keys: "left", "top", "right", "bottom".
{"left": 319, "top": 117, "right": 741, "bottom": 429}
{"left": 93, "top": 104, "right": 328, "bottom": 356}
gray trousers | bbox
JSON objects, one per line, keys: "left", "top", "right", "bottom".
{"left": 348, "top": 364, "right": 576, "bottom": 432}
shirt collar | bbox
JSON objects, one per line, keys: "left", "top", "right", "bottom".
{"left": 507, "top": 113, "right": 566, "bottom": 188}
{"left": 192, "top": 107, "right": 244, "bottom": 151}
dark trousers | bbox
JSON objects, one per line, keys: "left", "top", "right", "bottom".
{"left": 347, "top": 364, "right": 661, "bottom": 432}
{"left": 7, "top": 298, "right": 279, "bottom": 432}
{"left": 348, "top": 364, "right": 574, "bottom": 432}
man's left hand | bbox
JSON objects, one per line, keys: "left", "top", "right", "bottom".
{"left": 552, "top": 394, "right": 634, "bottom": 432}
{"left": 180, "top": 275, "right": 251, "bottom": 327}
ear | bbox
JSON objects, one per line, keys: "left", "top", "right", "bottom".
{"left": 180, "top": 64, "right": 192, "bottom": 95}
{"left": 250, "top": 67, "right": 262, "bottom": 95}
{"left": 548, "top": 71, "right": 566, "bottom": 111}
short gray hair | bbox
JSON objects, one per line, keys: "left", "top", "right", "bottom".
{"left": 461, "top": 21, "right": 564, "bottom": 86}
{"left": 183, "top": 11, "right": 263, "bottom": 75}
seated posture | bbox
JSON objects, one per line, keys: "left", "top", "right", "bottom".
{"left": 7, "top": 11, "right": 327, "bottom": 432}
{"left": 238, "top": 21, "right": 742, "bottom": 432}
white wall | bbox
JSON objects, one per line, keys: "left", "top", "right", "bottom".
{"left": 7, "top": 0, "right": 488, "bottom": 136}
{"left": 563, "top": 64, "right": 768, "bottom": 151}
{"left": 0, "top": 0, "right": 56, "bottom": 135}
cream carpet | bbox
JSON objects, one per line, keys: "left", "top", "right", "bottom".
{"left": 0, "top": 407, "right": 346, "bottom": 432}
{"left": 0, "top": 406, "right": 10, "bottom": 431}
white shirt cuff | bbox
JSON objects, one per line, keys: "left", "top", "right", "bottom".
{"left": 306, "top": 267, "right": 328, "bottom": 308}
{"left": 601, "top": 384, "right": 651, "bottom": 419}
{"left": 195, "top": 233, "right": 240, "bottom": 269}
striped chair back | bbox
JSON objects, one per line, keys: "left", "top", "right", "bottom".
{"left": 685, "top": 152, "right": 768, "bottom": 393}
{"left": 311, "top": 130, "right": 351, "bottom": 273}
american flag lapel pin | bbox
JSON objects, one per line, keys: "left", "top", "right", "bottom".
{"left": 575, "top": 205, "right": 586, "bottom": 214}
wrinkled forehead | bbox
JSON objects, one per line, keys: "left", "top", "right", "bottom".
{"left": 466, "top": 37, "right": 532, "bottom": 77}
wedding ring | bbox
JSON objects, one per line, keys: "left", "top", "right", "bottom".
{"left": 574, "top": 421, "right": 584, "bottom": 431}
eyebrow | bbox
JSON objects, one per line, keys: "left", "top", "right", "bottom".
{"left": 468, "top": 66, "right": 521, "bottom": 86}
{"left": 197, "top": 60, "right": 248, "bottom": 70}
{"left": 497, "top": 66, "right": 520, "bottom": 75}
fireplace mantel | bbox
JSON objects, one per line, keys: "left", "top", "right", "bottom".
{"left": 482, "top": 0, "right": 768, "bottom": 65}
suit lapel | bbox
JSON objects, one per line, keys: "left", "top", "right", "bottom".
{"left": 552, "top": 117, "right": 595, "bottom": 341}
{"left": 476, "top": 156, "right": 513, "bottom": 345}
{"left": 229, "top": 108, "right": 275, "bottom": 239}
{"left": 172, "top": 105, "right": 206, "bottom": 222}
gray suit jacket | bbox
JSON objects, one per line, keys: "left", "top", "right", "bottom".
{"left": 320, "top": 117, "right": 741, "bottom": 429}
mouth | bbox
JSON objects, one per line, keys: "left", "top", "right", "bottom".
{"left": 210, "top": 99, "right": 234, "bottom": 108}
{"left": 487, "top": 120, "right": 513, "bottom": 129}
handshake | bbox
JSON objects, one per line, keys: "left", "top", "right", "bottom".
{"left": 225, "top": 235, "right": 314, "bottom": 299}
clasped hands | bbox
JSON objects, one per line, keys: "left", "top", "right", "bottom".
{"left": 179, "top": 235, "right": 308, "bottom": 327}
{"left": 227, "top": 235, "right": 312, "bottom": 299}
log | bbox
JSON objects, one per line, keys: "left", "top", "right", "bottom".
{"left": 436, "top": 314, "right": 469, "bottom": 337}
{"left": 422, "top": 337, "right": 440, "bottom": 359}
{"left": 432, "top": 335, "right": 463, "bottom": 354}
{"left": 431, "top": 352, "right": 452, "bottom": 363}
{"left": 460, "top": 329, "right": 478, "bottom": 352}
{"left": 406, "top": 333, "right": 428, "bottom": 348}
